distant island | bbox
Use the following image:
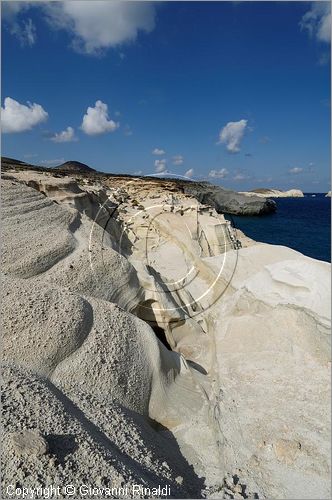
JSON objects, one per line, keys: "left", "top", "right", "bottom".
{"left": 240, "top": 188, "right": 304, "bottom": 198}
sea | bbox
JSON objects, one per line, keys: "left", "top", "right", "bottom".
{"left": 227, "top": 193, "right": 331, "bottom": 263}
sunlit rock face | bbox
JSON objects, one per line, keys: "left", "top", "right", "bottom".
{"left": 1, "top": 164, "right": 330, "bottom": 499}
{"left": 240, "top": 188, "right": 305, "bottom": 198}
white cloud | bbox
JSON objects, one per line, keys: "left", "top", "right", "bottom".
{"left": 218, "top": 119, "right": 248, "bottom": 153}
{"left": 44, "top": 1, "right": 156, "bottom": 55}
{"left": 185, "top": 168, "right": 194, "bottom": 178}
{"left": 172, "top": 155, "right": 184, "bottom": 165}
{"left": 289, "top": 167, "right": 303, "bottom": 174}
{"left": 12, "top": 18, "right": 36, "bottom": 47}
{"left": 233, "top": 173, "right": 249, "bottom": 181}
{"left": 1, "top": 97, "right": 48, "bottom": 133}
{"left": 2, "top": 2, "right": 29, "bottom": 18}
{"left": 152, "top": 148, "right": 166, "bottom": 155}
{"left": 133, "top": 170, "right": 143, "bottom": 176}
{"left": 39, "top": 158, "right": 65, "bottom": 166}
{"left": 3, "top": 2, "right": 156, "bottom": 54}
{"left": 81, "top": 100, "right": 119, "bottom": 135}
{"left": 2, "top": 2, "right": 36, "bottom": 47}
{"left": 50, "top": 126, "right": 77, "bottom": 143}
{"left": 154, "top": 159, "right": 167, "bottom": 173}
{"left": 300, "top": 2, "right": 331, "bottom": 43}
{"left": 208, "top": 168, "right": 229, "bottom": 179}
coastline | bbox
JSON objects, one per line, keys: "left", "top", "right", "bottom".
{"left": 229, "top": 194, "right": 331, "bottom": 263}
{"left": 2, "top": 164, "right": 331, "bottom": 499}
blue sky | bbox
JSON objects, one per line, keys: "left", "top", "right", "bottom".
{"left": 2, "top": 1, "right": 331, "bottom": 191}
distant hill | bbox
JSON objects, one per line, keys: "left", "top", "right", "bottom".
{"left": 54, "top": 161, "right": 96, "bottom": 173}
{"left": 2, "top": 157, "right": 28, "bottom": 166}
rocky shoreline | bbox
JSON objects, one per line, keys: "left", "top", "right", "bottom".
{"left": 2, "top": 157, "right": 276, "bottom": 216}
{"left": 2, "top": 159, "right": 331, "bottom": 499}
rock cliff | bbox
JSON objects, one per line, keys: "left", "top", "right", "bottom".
{"left": 1, "top": 164, "right": 330, "bottom": 499}
{"left": 184, "top": 182, "right": 277, "bottom": 215}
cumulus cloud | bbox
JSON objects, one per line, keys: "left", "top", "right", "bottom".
{"left": 152, "top": 148, "right": 166, "bottom": 155}
{"left": 218, "top": 119, "right": 248, "bottom": 153}
{"left": 208, "top": 168, "right": 229, "bottom": 179}
{"left": 233, "top": 173, "right": 250, "bottom": 181}
{"left": 44, "top": 1, "right": 156, "bottom": 55}
{"left": 2, "top": 2, "right": 36, "bottom": 47}
{"left": 50, "top": 126, "right": 77, "bottom": 143}
{"left": 3, "top": 2, "right": 156, "bottom": 54}
{"left": 81, "top": 100, "right": 119, "bottom": 135}
{"left": 172, "top": 155, "right": 184, "bottom": 166}
{"left": 289, "top": 167, "right": 303, "bottom": 174}
{"left": 185, "top": 168, "right": 194, "bottom": 178}
{"left": 300, "top": 2, "right": 331, "bottom": 43}
{"left": 154, "top": 159, "right": 167, "bottom": 173}
{"left": 1, "top": 97, "right": 48, "bottom": 133}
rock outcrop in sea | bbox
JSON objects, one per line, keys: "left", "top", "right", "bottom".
{"left": 240, "top": 188, "right": 304, "bottom": 198}
{"left": 1, "top": 159, "right": 330, "bottom": 499}
{"left": 183, "top": 182, "right": 277, "bottom": 215}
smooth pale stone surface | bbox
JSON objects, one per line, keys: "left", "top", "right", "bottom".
{"left": 1, "top": 170, "right": 330, "bottom": 499}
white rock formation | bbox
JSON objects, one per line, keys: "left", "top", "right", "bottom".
{"left": 240, "top": 188, "right": 304, "bottom": 198}
{"left": 204, "top": 245, "right": 330, "bottom": 497}
{"left": 1, "top": 169, "right": 331, "bottom": 499}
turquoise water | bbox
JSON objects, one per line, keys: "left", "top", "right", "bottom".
{"left": 227, "top": 194, "right": 331, "bottom": 263}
